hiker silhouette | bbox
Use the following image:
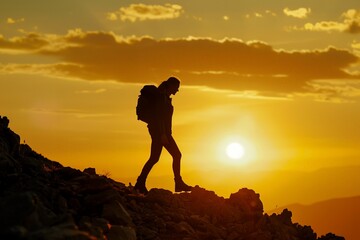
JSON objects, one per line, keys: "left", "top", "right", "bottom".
{"left": 134, "top": 77, "right": 192, "bottom": 194}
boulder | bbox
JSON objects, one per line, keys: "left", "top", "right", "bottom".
{"left": 228, "top": 188, "right": 264, "bottom": 220}
{"left": 54, "top": 167, "right": 84, "bottom": 181}
{"left": 107, "top": 225, "right": 137, "bottom": 240}
{"left": 0, "top": 116, "right": 20, "bottom": 156}
{"left": 145, "top": 188, "right": 174, "bottom": 206}
{"left": 0, "top": 191, "right": 55, "bottom": 230}
{"left": 84, "top": 188, "right": 122, "bottom": 207}
{"left": 136, "top": 225, "right": 159, "bottom": 240}
{"left": 28, "top": 225, "right": 97, "bottom": 240}
{"left": 318, "top": 233, "right": 345, "bottom": 240}
{"left": 75, "top": 176, "right": 113, "bottom": 194}
{"left": 102, "top": 200, "right": 132, "bottom": 226}
{"left": 83, "top": 168, "right": 96, "bottom": 175}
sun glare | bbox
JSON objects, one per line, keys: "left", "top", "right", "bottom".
{"left": 226, "top": 142, "right": 245, "bottom": 160}
{"left": 217, "top": 136, "right": 255, "bottom": 167}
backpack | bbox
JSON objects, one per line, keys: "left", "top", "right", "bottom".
{"left": 136, "top": 85, "right": 160, "bottom": 123}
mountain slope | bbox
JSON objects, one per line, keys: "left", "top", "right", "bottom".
{"left": 153, "top": 166, "right": 360, "bottom": 210}
{"left": 270, "top": 196, "right": 360, "bottom": 240}
{"left": 0, "top": 116, "right": 345, "bottom": 240}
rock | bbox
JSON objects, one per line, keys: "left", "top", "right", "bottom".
{"left": 177, "top": 221, "right": 196, "bottom": 235}
{"left": 0, "top": 192, "right": 57, "bottom": 231}
{"left": 108, "top": 179, "right": 126, "bottom": 191}
{"left": 0, "top": 116, "right": 20, "bottom": 156}
{"left": 145, "top": 188, "right": 174, "bottom": 206}
{"left": 55, "top": 167, "right": 84, "bottom": 181}
{"left": 91, "top": 218, "right": 111, "bottom": 234}
{"left": 84, "top": 188, "right": 122, "bottom": 207}
{"left": 28, "top": 225, "right": 97, "bottom": 240}
{"left": 84, "top": 168, "right": 96, "bottom": 175}
{"left": 318, "top": 233, "right": 345, "bottom": 240}
{"left": 188, "top": 215, "right": 210, "bottom": 232}
{"left": 20, "top": 156, "right": 46, "bottom": 175}
{"left": 0, "top": 192, "right": 48, "bottom": 230}
{"left": 227, "top": 230, "right": 240, "bottom": 240}
{"left": 75, "top": 176, "right": 113, "bottom": 194}
{"left": 187, "top": 185, "right": 230, "bottom": 222}
{"left": 244, "top": 231, "right": 272, "bottom": 240}
{"left": 79, "top": 217, "right": 107, "bottom": 240}
{"left": 102, "top": 200, "right": 132, "bottom": 226}
{"left": 296, "top": 225, "right": 317, "bottom": 240}
{"left": 107, "top": 225, "right": 137, "bottom": 240}
{"left": 136, "top": 226, "right": 159, "bottom": 240}
{"left": 0, "top": 152, "right": 22, "bottom": 175}
{"left": 17, "top": 144, "right": 62, "bottom": 176}
{"left": 0, "top": 116, "right": 10, "bottom": 128}
{"left": 166, "top": 221, "right": 195, "bottom": 235}
{"left": 278, "top": 208, "right": 292, "bottom": 225}
{"left": 228, "top": 188, "right": 264, "bottom": 219}
{"left": 0, "top": 225, "right": 28, "bottom": 240}
{"left": 152, "top": 216, "right": 167, "bottom": 233}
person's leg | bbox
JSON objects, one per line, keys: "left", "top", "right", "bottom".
{"left": 139, "top": 136, "right": 163, "bottom": 179}
{"left": 135, "top": 129, "right": 163, "bottom": 194}
{"left": 164, "top": 136, "right": 192, "bottom": 192}
{"left": 163, "top": 135, "right": 181, "bottom": 179}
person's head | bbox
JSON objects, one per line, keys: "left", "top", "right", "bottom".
{"left": 159, "top": 77, "right": 180, "bottom": 96}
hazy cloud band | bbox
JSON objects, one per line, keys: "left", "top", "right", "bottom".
{"left": 1, "top": 30, "right": 359, "bottom": 96}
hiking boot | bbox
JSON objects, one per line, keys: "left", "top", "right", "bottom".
{"left": 175, "top": 177, "right": 192, "bottom": 192}
{"left": 134, "top": 181, "right": 148, "bottom": 195}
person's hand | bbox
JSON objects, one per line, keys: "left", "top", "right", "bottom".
{"left": 161, "top": 134, "right": 169, "bottom": 145}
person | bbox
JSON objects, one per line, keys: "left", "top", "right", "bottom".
{"left": 134, "top": 77, "right": 192, "bottom": 194}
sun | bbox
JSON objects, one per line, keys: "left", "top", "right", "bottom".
{"left": 226, "top": 142, "right": 245, "bottom": 160}
{"left": 217, "top": 137, "right": 254, "bottom": 166}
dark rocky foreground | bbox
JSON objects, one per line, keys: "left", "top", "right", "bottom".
{"left": 0, "top": 116, "right": 345, "bottom": 240}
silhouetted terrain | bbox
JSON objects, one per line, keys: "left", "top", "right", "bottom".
{"left": 165, "top": 167, "right": 360, "bottom": 210}
{"left": 270, "top": 196, "right": 360, "bottom": 240}
{"left": 0, "top": 116, "right": 345, "bottom": 240}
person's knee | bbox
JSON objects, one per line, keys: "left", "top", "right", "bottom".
{"left": 173, "top": 151, "right": 182, "bottom": 161}
{"left": 148, "top": 156, "right": 160, "bottom": 165}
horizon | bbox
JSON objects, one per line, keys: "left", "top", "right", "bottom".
{"left": 1, "top": 2, "right": 360, "bottom": 236}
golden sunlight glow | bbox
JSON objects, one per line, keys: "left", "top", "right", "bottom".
{"left": 226, "top": 142, "right": 245, "bottom": 160}
{"left": 216, "top": 135, "right": 257, "bottom": 167}
{"left": 1, "top": 3, "right": 360, "bottom": 238}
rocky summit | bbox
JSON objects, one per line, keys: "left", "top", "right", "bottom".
{"left": 0, "top": 116, "right": 345, "bottom": 240}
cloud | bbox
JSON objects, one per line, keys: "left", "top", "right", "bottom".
{"left": 24, "top": 108, "right": 115, "bottom": 119}
{"left": 265, "top": 10, "right": 277, "bottom": 17}
{"left": 352, "top": 40, "right": 360, "bottom": 51}
{"left": 6, "top": 17, "right": 25, "bottom": 24}
{"left": 343, "top": 9, "right": 360, "bottom": 33}
{"left": 106, "top": 13, "right": 118, "bottom": 21}
{"left": 304, "top": 21, "right": 347, "bottom": 32}
{"left": 303, "top": 9, "right": 360, "bottom": 33}
{"left": 306, "top": 80, "right": 360, "bottom": 103}
{"left": 76, "top": 88, "right": 107, "bottom": 94}
{"left": 0, "top": 33, "right": 49, "bottom": 50}
{"left": 107, "top": 4, "right": 183, "bottom": 22}
{"left": 283, "top": 8, "right": 311, "bottom": 19}
{"left": 0, "top": 30, "right": 359, "bottom": 99}
{"left": 245, "top": 10, "right": 276, "bottom": 19}
{"left": 0, "top": 63, "right": 80, "bottom": 77}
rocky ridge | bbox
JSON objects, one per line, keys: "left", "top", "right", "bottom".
{"left": 0, "top": 116, "right": 345, "bottom": 240}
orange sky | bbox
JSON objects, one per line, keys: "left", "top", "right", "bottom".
{"left": 1, "top": 1, "right": 360, "bottom": 211}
